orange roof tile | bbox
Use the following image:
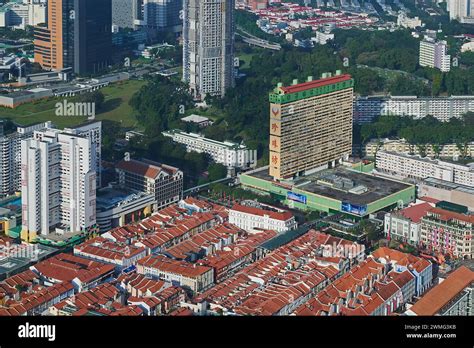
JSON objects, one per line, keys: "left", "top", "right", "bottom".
{"left": 115, "top": 159, "right": 163, "bottom": 179}
{"left": 409, "top": 266, "right": 474, "bottom": 316}
{"left": 396, "top": 202, "right": 433, "bottom": 223}
{"left": 427, "top": 207, "right": 474, "bottom": 224}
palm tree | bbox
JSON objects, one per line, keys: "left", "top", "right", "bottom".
{"left": 456, "top": 141, "right": 469, "bottom": 159}
{"left": 416, "top": 144, "right": 427, "bottom": 157}
{"left": 431, "top": 144, "right": 441, "bottom": 159}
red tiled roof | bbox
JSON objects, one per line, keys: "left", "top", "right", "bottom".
{"left": 75, "top": 236, "right": 146, "bottom": 262}
{"left": 4, "top": 270, "right": 37, "bottom": 288}
{"left": 115, "top": 160, "right": 162, "bottom": 179}
{"left": 427, "top": 207, "right": 474, "bottom": 224}
{"left": 137, "top": 255, "right": 213, "bottom": 279}
{"left": 109, "top": 304, "right": 143, "bottom": 316}
{"left": 409, "top": 266, "right": 474, "bottom": 316}
{"left": 169, "top": 307, "right": 194, "bottom": 316}
{"left": 418, "top": 196, "right": 440, "bottom": 204}
{"left": 11, "top": 282, "right": 74, "bottom": 314}
{"left": 74, "top": 283, "right": 119, "bottom": 310}
{"left": 293, "top": 248, "right": 419, "bottom": 316}
{"left": 371, "top": 247, "right": 431, "bottom": 273}
{"left": 388, "top": 270, "right": 415, "bottom": 289}
{"left": 166, "top": 222, "right": 243, "bottom": 260}
{"left": 397, "top": 202, "right": 433, "bottom": 223}
{"left": 118, "top": 273, "right": 166, "bottom": 295}
{"left": 375, "top": 280, "right": 400, "bottom": 301}
{"left": 31, "top": 253, "right": 114, "bottom": 284}
{"left": 0, "top": 235, "right": 13, "bottom": 246}
{"left": 182, "top": 197, "right": 213, "bottom": 210}
{"left": 279, "top": 74, "right": 352, "bottom": 94}
{"left": 0, "top": 283, "right": 17, "bottom": 297}
{"left": 127, "top": 296, "right": 162, "bottom": 309}
{"left": 361, "top": 293, "right": 384, "bottom": 315}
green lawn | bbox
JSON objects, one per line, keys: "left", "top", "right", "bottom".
{"left": 237, "top": 53, "right": 255, "bottom": 69}
{"left": 0, "top": 79, "right": 147, "bottom": 129}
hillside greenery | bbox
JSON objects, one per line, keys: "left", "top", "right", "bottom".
{"left": 125, "top": 29, "right": 474, "bottom": 171}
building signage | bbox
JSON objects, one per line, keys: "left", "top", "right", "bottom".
{"left": 287, "top": 191, "right": 307, "bottom": 204}
{"left": 341, "top": 202, "right": 368, "bottom": 216}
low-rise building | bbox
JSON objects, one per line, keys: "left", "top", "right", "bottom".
{"left": 199, "top": 244, "right": 257, "bottom": 283}
{"left": 0, "top": 282, "right": 74, "bottom": 316}
{"left": 364, "top": 138, "right": 474, "bottom": 159}
{"left": 375, "top": 150, "right": 474, "bottom": 187}
{"left": 178, "top": 197, "right": 214, "bottom": 213}
{"left": 406, "top": 266, "right": 474, "bottom": 316}
{"left": 384, "top": 202, "right": 433, "bottom": 245}
{"left": 229, "top": 203, "right": 297, "bottom": 233}
{"left": 461, "top": 41, "right": 474, "bottom": 53}
{"left": 117, "top": 273, "right": 168, "bottom": 297}
{"left": 73, "top": 236, "right": 147, "bottom": 270}
{"left": 181, "top": 114, "right": 214, "bottom": 128}
{"left": 137, "top": 255, "right": 214, "bottom": 294}
{"left": 420, "top": 207, "right": 474, "bottom": 259}
{"left": 135, "top": 208, "right": 219, "bottom": 253}
{"left": 125, "top": 131, "right": 144, "bottom": 141}
{"left": 0, "top": 88, "right": 52, "bottom": 108}
{"left": 163, "top": 129, "right": 255, "bottom": 169}
{"left": 295, "top": 247, "right": 432, "bottom": 316}
{"left": 295, "top": 257, "right": 404, "bottom": 316}
{"left": 95, "top": 187, "right": 156, "bottom": 233}
{"left": 138, "top": 43, "right": 174, "bottom": 59}
{"left": 397, "top": 12, "right": 422, "bottom": 28}
{"left": 195, "top": 230, "right": 364, "bottom": 315}
{"left": 419, "top": 178, "right": 474, "bottom": 212}
{"left": 247, "top": 0, "right": 268, "bottom": 10}
{"left": 312, "top": 31, "right": 334, "bottom": 45}
{"left": 115, "top": 158, "right": 183, "bottom": 211}
{"left": 0, "top": 53, "right": 18, "bottom": 73}
{"left": 240, "top": 166, "right": 416, "bottom": 218}
{"left": 0, "top": 241, "right": 56, "bottom": 281}
{"left": 30, "top": 253, "right": 115, "bottom": 292}
{"left": 354, "top": 95, "right": 474, "bottom": 124}
{"left": 48, "top": 283, "right": 143, "bottom": 316}
{"left": 193, "top": 229, "right": 276, "bottom": 282}
{"left": 370, "top": 247, "right": 433, "bottom": 297}
{"left": 126, "top": 296, "right": 162, "bottom": 316}
{"left": 164, "top": 222, "right": 241, "bottom": 261}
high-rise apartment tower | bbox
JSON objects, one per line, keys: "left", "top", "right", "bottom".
{"left": 269, "top": 73, "right": 354, "bottom": 180}
{"left": 20, "top": 124, "right": 101, "bottom": 241}
{"left": 183, "top": 0, "right": 235, "bottom": 99}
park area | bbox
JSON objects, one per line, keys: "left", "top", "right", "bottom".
{"left": 0, "top": 79, "right": 147, "bottom": 129}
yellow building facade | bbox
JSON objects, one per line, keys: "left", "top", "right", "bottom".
{"left": 269, "top": 73, "right": 354, "bottom": 180}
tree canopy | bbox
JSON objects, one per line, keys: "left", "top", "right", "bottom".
{"left": 358, "top": 114, "right": 474, "bottom": 146}
{"left": 129, "top": 75, "right": 194, "bottom": 137}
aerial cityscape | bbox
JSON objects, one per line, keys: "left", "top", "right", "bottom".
{"left": 0, "top": 0, "right": 473, "bottom": 335}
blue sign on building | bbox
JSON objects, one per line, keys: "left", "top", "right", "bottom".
{"left": 341, "top": 202, "right": 368, "bottom": 216}
{"left": 287, "top": 191, "right": 307, "bottom": 204}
